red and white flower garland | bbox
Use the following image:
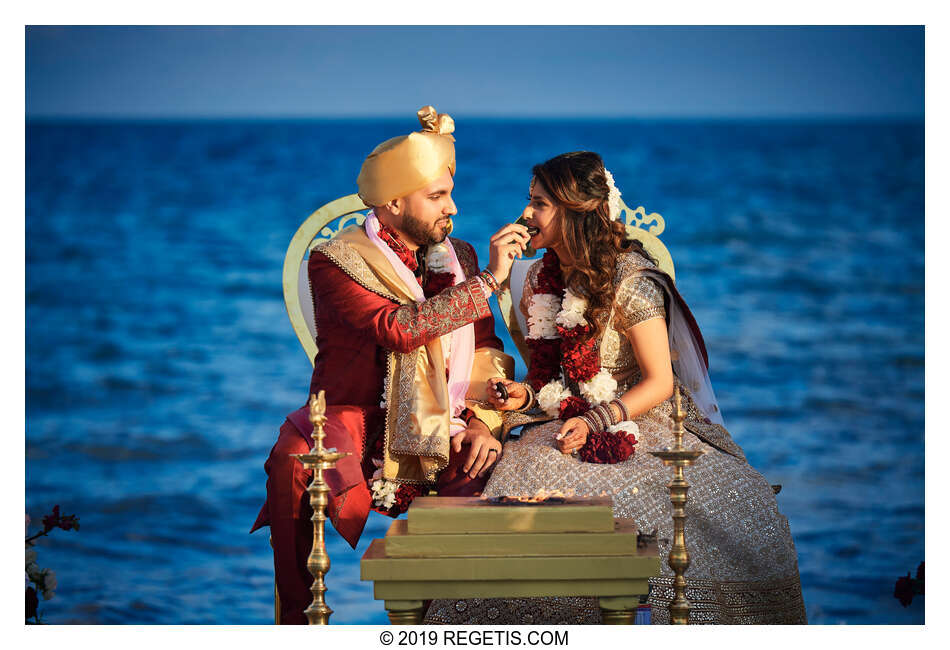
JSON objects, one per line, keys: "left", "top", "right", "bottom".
{"left": 524, "top": 251, "right": 639, "bottom": 463}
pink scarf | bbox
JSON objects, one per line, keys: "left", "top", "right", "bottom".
{"left": 365, "top": 210, "right": 475, "bottom": 435}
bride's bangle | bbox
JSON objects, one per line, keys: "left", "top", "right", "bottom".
{"left": 514, "top": 382, "right": 536, "bottom": 412}
{"left": 584, "top": 405, "right": 607, "bottom": 433}
{"left": 579, "top": 413, "right": 599, "bottom": 434}
{"left": 609, "top": 398, "right": 629, "bottom": 423}
{"left": 583, "top": 402, "right": 619, "bottom": 434}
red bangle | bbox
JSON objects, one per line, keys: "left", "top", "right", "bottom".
{"left": 609, "top": 399, "right": 629, "bottom": 423}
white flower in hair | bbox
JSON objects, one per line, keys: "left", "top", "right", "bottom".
{"left": 604, "top": 169, "right": 623, "bottom": 222}
{"left": 426, "top": 243, "right": 452, "bottom": 273}
{"left": 555, "top": 288, "right": 588, "bottom": 329}
{"left": 537, "top": 380, "right": 571, "bottom": 417}
{"left": 579, "top": 369, "right": 618, "bottom": 405}
{"left": 527, "top": 294, "right": 560, "bottom": 339}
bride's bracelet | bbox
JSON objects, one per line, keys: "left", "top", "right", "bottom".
{"left": 582, "top": 406, "right": 607, "bottom": 433}
{"left": 579, "top": 412, "right": 600, "bottom": 434}
{"left": 514, "top": 382, "right": 536, "bottom": 412}
{"left": 609, "top": 398, "right": 629, "bottom": 423}
{"left": 581, "top": 402, "right": 621, "bottom": 434}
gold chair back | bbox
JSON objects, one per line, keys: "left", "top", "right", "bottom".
{"left": 283, "top": 194, "right": 368, "bottom": 365}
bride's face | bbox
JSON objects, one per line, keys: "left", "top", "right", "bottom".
{"left": 525, "top": 178, "right": 561, "bottom": 250}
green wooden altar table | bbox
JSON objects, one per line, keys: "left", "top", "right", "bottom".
{"left": 360, "top": 496, "right": 661, "bottom": 624}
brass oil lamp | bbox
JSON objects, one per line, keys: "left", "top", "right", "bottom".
{"left": 650, "top": 386, "right": 705, "bottom": 624}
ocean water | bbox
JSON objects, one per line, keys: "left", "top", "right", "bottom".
{"left": 25, "top": 118, "right": 924, "bottom": 624}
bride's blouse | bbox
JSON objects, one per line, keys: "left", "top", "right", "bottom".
{"left": 520, "top": 250, "right": 667, "bottom": 396}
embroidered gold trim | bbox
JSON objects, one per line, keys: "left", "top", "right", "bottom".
{"left": 315, "top": 238, "right": 403, "bottom": 303}
{"left": 385, "top": 346, "right": 448, "bottom": 486}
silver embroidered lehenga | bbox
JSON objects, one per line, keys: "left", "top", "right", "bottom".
{"left": 424, "top": 251, "right": 807, "bottom": 625}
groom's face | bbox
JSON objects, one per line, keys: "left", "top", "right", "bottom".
{"left": 396, "top": 171, "right": 457, "bottom": 247}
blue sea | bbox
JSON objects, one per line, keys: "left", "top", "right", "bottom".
{"left": 25, "top": 118, "right": 924, "bottom": 624}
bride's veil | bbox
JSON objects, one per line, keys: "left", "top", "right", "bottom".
{"left": 664, "top": 280, "right": 725, "bottom": 426}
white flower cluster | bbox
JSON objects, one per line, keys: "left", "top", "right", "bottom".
{"left": 371, "top": 478, "right": 398, "bottom": 510}
{"left": 25, "top": 546, "right": 56, "bottom": 600}
{"left": 604, "top": 169, "right": 623, "bottom": 222}
{"left": 528, "top": 281, "right": 620, "bottom": 416}
{"left": 555, "top": 288, "right": 588, "bottom": 329}
{"left": 426, "top": 243, "right": 452, "bottom": 274}
{"left": 607, "top": 420, "right": 639, "bottom": 442}
{"left": 369, "top": 457, "right": 398, "bottom": 509}
{"left": 527, "top": 294, "right": 560, "bottom": 339}
{"left": 537, "top": 380, "right": 571, "bottom": 417}
{"left": 578, "top": 369, "right": 618, "bottom": 405}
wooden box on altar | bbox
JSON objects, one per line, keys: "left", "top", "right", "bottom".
{"left": 405, "top": 495, "right": 615, "bottom": 534}
{"left": 359, "top": 496, "right": 661, "bottom": 624}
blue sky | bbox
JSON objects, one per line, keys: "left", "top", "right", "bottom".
{"left": 26, "top": 26, "right": 923, "bottom": 119}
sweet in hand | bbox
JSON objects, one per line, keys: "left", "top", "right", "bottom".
{"left": 486, "top": 377, "right": 528, "bottom": 411}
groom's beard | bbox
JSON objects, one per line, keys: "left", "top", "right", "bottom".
{"left": 402, "top": 212, "right": 453, "bottom": 247}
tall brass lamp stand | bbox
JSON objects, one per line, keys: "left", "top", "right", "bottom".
{"left": 650, "top": 387, "right": 705, "bottom": 624}
{"left": 292, "top": 390, "right": 349, "bottom": 624}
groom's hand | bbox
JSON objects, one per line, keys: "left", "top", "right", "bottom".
{"left": 453, "top": 417, "right": 503, "bottom": 479}
{"left": 488, "top": 223, "right": 530, "bottom": 285}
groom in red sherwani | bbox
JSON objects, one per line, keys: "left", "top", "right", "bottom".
{"left": 251, "top": 106, "right": 528, "bottom": 624}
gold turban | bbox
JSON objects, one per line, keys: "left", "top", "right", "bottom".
{"left": 357, "top": 106, "right": 456, "bottom": 207}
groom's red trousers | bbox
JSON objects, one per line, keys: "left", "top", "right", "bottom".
{"left": 253, "top": 407, "right": 490, "bottom": 625}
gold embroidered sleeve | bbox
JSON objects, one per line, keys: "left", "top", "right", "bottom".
{"left": 390, "top": 277, "right": 492, "bottom": 353}
{"left": 613, "top": 274, "right": 666, "bottom": 331}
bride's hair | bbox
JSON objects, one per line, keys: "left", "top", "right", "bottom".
{"left": 532, "top": 151, "right": 655, "bottom": 341}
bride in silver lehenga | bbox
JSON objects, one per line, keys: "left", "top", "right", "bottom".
{"left": 424, "top": 152, "right": 807, "bottom": 625}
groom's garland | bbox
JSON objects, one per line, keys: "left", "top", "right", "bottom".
{"left": 525, "top": 250, "right": 639, "bottom": 464}
{"left": 368, "top": 225, "right": 469, "bottom": 515}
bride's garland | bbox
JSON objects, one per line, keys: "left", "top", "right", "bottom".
{"left": 525, "top": 251, "right": 639, "bottom": 464}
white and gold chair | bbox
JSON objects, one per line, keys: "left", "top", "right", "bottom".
{"left": 496, "top": 198, "right": 673, "bottom": 367}
{"left": 283, "top": 194, "right": 370, "bottom": 363}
